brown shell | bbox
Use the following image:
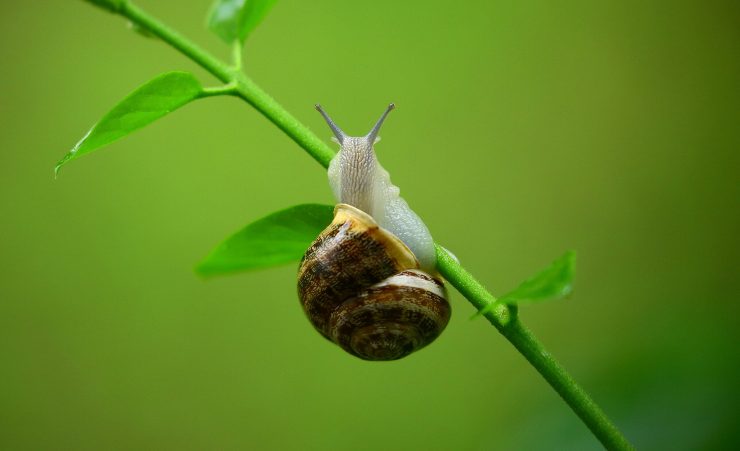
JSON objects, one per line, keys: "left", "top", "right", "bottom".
{"left": 297, "top": 204, "right": 450, "bottom": 360}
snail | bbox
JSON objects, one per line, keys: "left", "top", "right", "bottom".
{"left": 297, "top": 104, "right": 451, "bottom": 361}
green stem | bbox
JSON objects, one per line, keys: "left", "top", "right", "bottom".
{"left": 435, "top": 245, "right": 512, "bottom": 328}
{"left": 502, "top": 320, "right": 634, "bottom": 451}
{"left": 200, "top": 82, "right": 239, "bottom": 98}
{"left": 120, "top": 1, "right": 334, "bottom": 167}
{"left": 231, "top": 76, "right": 334, "bottom": 168}
{"left": 232, "top": 41, "right": 243, "bottom": 71}
{"left": 121, "top": 2, "right": 233, "bottom": 82}
{"left": 103, "top": 2, "right": 633, "bottom": 449}
{"left": 436, "top": 246, "right": 634, "bottom": 450}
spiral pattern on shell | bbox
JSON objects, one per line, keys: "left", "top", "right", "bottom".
{"left": 297, "top": 204, "right": 451, "bottom": 361}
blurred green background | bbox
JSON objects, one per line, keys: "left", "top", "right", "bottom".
{"left": 1, "top": 0, "right": 738, "bottom": 449}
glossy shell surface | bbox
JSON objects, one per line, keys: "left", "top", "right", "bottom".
{"left": 298, "top": 204, "right": 450, "bottom": 360}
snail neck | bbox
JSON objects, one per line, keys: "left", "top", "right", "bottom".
{"left": 334, "top": 138, "right": 379, "bottom": 216}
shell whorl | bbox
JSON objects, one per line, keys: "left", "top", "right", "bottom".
{"left": 298, "top": 204, "right": 450, "bottom": 361}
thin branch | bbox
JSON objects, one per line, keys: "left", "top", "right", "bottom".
{"left": 232, "top": 40, "right": 243, "bottom": 71}
{"left": 435, "top": 244, "right": 513, "bottom": 330}
{"left": 89, "top": 2, "right": 634, "bottom": 449}
{"left": 199, "top": 82, "right": 239, "bottom": 98}
{"left": 120, "top": 1, "right": 233, "bottom": 82}
{"left": 502, "top": 320, "right": 635, "bottom": 450}
{"left": 121, "top": 1, "right": 335, "bottom": 168}
{"left": 436, "top": 246, "right": 633, "bottom": 450}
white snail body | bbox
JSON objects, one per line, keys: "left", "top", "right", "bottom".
{"left": 297, "top": 104, "right": 450, "bottom": 361}
{"left": 325, "top": 105, "right": 437, "bottom": 272}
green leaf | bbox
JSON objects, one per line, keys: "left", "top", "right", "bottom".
{"left": 207, "top": 0, "right": 278, "bottom": 44}
{"left": 500, "top": 250, "right": 576, "bottom": 304}
{"left": 473, "top": 251, "right": 576, "bottom": 318}
{"left": 55, "top": 72, "right": 202, "bottom": 175}
{"left": 197, "top": 204, "right": 334, "bottom": 277}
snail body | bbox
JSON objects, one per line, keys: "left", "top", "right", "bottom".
{"left": 297, "top": 104, "right": 450, "bottom": 361}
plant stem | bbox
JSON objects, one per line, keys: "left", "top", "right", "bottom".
{"left": 232, "top": 41, "right": 243, "bottom": 71}
{"left": 502, "top": 320, "right": 634, "bottom": 450}
{"left": 120, "top": 1, "right": 334, "bottom": 167}
{"left": 436, "top": 246, "right": 634, "bottom": 450}
{"left": 120, "top": 2, "right": 233, "bottom": 82}
{"left": 105, "top": 2, "right": 633, "bottom": 449}
{"left": 200, "top": 82, "right": 239, "bottom": 98}
{"left": 435, "top": 244, "right": 511, "bottom": 328}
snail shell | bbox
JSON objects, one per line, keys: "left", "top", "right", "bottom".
{"left": 298, "top": 204, "right": 450, "bottom": 360}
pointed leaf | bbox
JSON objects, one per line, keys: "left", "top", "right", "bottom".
{"left": 197, "top": 204, "right": 334, "bottom": 277}
{"left": 473, "top": 251, "right": 576, "bottom": 318}
{"left": 207, "top": 0, "right": 278, "bottom": 44}
{"left": 499, "top": 250, "right": 576, "bottom": 305}
{"left": 56, "top": 72, "right": 203, "bottom": 175}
